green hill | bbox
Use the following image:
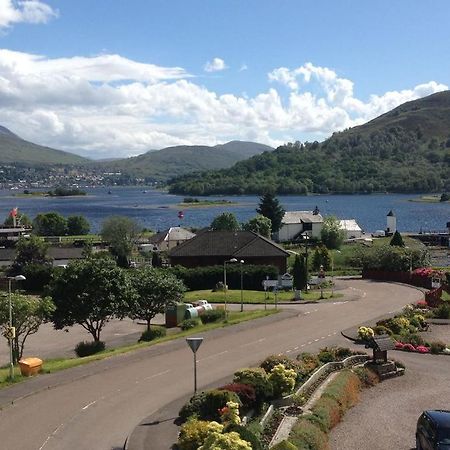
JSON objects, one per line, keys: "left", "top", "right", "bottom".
{"left": 168, "top": 91, "right": 450, "bottom": 195}
{"left": 94, "top": 141, "right": 273, "bottom": 181}
{"left": 0, "top": 126, "right": 88, "bottom": 165}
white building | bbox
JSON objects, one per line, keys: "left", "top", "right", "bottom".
{"left": 386, "top": 210, "right": 397, "bottom": 235}
{"left": 278, "top": 208, "right": 323, "bottom": 242}
{"left": 339, "top": 219, "right": 363, "bottom": 239}
{"left": 148, "top": 227, "right": 196, "bottom": 251}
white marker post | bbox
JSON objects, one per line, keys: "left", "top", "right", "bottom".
{"left": 186, "top": 337, "right": 203, "bottom": 394}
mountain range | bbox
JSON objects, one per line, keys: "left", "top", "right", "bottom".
{"left": 168, "top": 91, "right": 450, "bottom": 195}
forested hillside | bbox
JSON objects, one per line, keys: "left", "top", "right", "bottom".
{"left": 168, "top": 91, "right": 450, "bottom": 195}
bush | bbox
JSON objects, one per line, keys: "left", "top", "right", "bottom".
{"left": 289, "top": 418, "right": 328, "bottom": 450}
{"left": 179, "top": 389, "right": 240, "bottom": 422}
{"left": 22, "top": 263, "right": 53, "bottom": 292}
{"left": 180, "top": 318, "right": 201, "bottom": 330}
{"left": 353, "top": 367, "right": 380, "bottom": 387}
{"left": 404, "top": 334, "right": 424, "bottom": 347}
{"left": 269, "top": 364, "right": 297, "bottom": 397}
{"left": 139, "top": 326, "right": 166, "bottom": 342}
{"left": 373, "top": 325, "right": 393, "bottom": 336}
{"left": 317, "top": 349, "right": 334, "bottom": 364}
{"left": 430, "top": 341, "right": 446, "bottom": 354}
{"left": 296, "top": 352, "right": 320, "bottom": 376}
{"left": 200, "top": 309, "right": 226, "bottom": 324}
{"left": 218, "top": 383, "right": 256, "bottom": 410}
{"left": 178, "top": 419, "right": 223, "bottom": 450}
{"left": 260, "top": 355, "right": 300, "bottom": 374}
{"left": 434, "top": 303, "right": 450, "bottom": 319}
{"left": 74, "top": 340, "right": 105, "bottom": 357}
{"left": 332, "top": 347, "right": 354, "bottom": 360}
{"left": 224, "top": 424, "right": 263, "bottom": 450}
{"left": 198, "top": 431, "right": 252, "bottom": 450}
{"left": 233, "top": 368, "right": 273, "bottom": 404}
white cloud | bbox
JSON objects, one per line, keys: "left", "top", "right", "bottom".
{"left": 0, "top": 0, "right": 57, "bottom": 29}
{"left": 204, "top": 57, "right": 227, "bottom": 73}
{"left": 0, "top": 50, "right": 446, "bottom": 159}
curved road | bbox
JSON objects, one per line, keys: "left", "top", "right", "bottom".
{"left": 0, "top": 280, "right": 422, "bottom": 450}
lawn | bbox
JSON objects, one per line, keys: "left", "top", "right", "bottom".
{"left": 0, "top": 309, "right": 276, "bottom": 389}
{"left": 184, "top": 289, "right": 342, "bottom": 304}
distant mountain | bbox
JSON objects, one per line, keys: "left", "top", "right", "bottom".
{"left": 94, "top": 141, "right": 273, "bottom": 181}
{"left": 0, "top": 126, "right": 88, "bottom": 165}
{"left": 168, "top": 91, "right": 450, "bottom": 195}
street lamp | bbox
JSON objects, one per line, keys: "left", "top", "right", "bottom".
{"left": 7, "top": 274, "right": 26, "bottom": 380}
{"left": 223, "top": 258, "right": 237, "bottom": 315}
{"left": 239, "top": 260, "right": 245, "bottom": 312}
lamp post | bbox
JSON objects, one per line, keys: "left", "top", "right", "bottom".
{"left": 7, "top": 274, "right": 26, "bottom": 380}
{"left": 239, "top": 260, "right": 244, "bottom": 312}
{"left": 223, "top": 258, "right": 237, "bottom": 315}
{"left": 303, "top": 235, "right": 310, "bottom": 289}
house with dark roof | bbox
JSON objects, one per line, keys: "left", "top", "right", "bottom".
{"left": 0, "top": 247, "right": 84, "bottom": 267}
{"left": 147, "top": 227, "right": 196, "bottom": 252}
{"left": 169, "top": 230, "right": 289, "bottom": 272}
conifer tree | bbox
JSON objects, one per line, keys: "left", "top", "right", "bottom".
{"left": 256, "top": 192, "right": 285, "bottom": 233}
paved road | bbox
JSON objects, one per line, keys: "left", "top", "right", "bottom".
{"left": 330, "top": 352, "right": 450, "bottom": 450}
{"left": 0, "top": 280, "right": 423, "bottom": 450}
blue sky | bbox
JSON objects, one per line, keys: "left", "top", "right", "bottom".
{"left": 0, "top": 0, "right": 449, "bottom": 158}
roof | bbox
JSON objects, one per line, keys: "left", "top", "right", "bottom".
{"left": 169, "top": 230, "right": 289, "bottom": 258}
{"left": 282, "top": 211, "right": 324, "bottom": 225}
{"left": 0, "top": 247, "right": 84, "bottom": 262}
{"left": 425, "top": 410, "right": 450, "bottom": 427}
{"left": 339, "top": 219, "right": 362, "bottom": 232}
{"left": 387, "top": 210, "right": 395, "bottom": 217}
{"left": 372, "top": 335, "right": 395, "bottom": 351}
{"left": 149, "top": 227, "right": 196, "bottom": 245}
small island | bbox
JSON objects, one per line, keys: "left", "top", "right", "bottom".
{"left": 178, "top": 197, "right": 237, "bottom": 207}
{"left": 17, "top": 187, "right": 87, "bottom": 197}
{"left": 409, "top": 193, "right": 449, "bottom": 203}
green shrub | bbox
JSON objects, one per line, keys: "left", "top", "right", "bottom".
{"left": 430, "top": 341, "right": 446, "bottom": 354}
{"left": 296, "top": 352, "right": 320, "bottom": 377}
{"left": 332, "top": 347, "right": 354, "bottom": 360}
{"left": 139, "top": 326, "right": 166, "bottom": 342}
{"left": 404, "top": 333, "right": 424, "bottom": 347}
{"left": 200, "top": 309, "right": 226, "bottom": 324}
{"left": 269, "top": 364, "right": 297, "bottom": 397}
{"left": 434, "top": 303, "right": 450, "bottom": 319}
{"left": 74, "top": 340, "right": 105, "bottom": 357}
{"left": 179, "top": 389, "right": 240, "bottom": 422}
{"left": 178, "top": 419, "right": 223, "bottom": 450}
{"left": 180, "top": 318, "right": 201, "bottom": 330}
{"left": 224, "top": 424, "right": 263, "bottom": 450}
{"left": 373, "top": 325, "right": 393, "bottom": 336}
{"left": 353, "top": 367, "right": 380, "bottom": 387}
{"left": 289, "top": 418, "right": 328, "bottom": 450}
{"left": 198, "top": 431, "right": 252, "bottom": 450}
{"left": 260, "top": 355, "right": 300, "bottom": 374}
{"left": 233, "top": 368, "right": 273, "bottom": 403}
{"left": 317, "top": 349, "right": 334, "bottom": 364}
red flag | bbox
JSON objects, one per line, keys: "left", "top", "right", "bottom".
{"left": 9, "top": 207, "right": 18, "bottom": 217}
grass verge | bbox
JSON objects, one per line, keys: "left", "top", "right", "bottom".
{"left": 0, "top": 309, "right": 277, "bottom": 390}
{"left": 184, "top": 289, "right": 343, "bottom": 304}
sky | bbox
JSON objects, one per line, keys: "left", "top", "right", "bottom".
{"left": 0, "top": 0, "right": 449, "bottom": 159}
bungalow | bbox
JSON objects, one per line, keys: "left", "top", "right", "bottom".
{"left": 169, "top": 230, "right": 289, "bottom": 273}
{"left": 147, "top": 227, "right": 196, "bottom": 252}
{"left": 0, "top": 246, "right": 84, "bottom": 267}
{"left": 277, "top": 207, "right": 323, "bottom": 242}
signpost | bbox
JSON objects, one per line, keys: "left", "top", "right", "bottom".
{"left": 186, "top": 337, "right": 203, "bottom": 394}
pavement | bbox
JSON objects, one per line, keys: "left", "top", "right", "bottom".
{"left": 0, "top": 279, "right": 424, "bottom": 450}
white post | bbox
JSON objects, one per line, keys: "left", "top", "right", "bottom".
{"left": 8, "top": 278, "right": 13, "bottom": 380}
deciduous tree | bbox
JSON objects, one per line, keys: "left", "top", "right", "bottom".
{"left": 129, "top": 267, "right": 185, "bottom": 331}
{"left": 67, "top": 215, "right": 90, "bottom": 235}
{"left": 210, "top": 212, "right": 240, "bottom": 231}
{"left": 33, "top": 212, "right": 67, "bottom": 236}
{"left": 50, "top": 258, "right": 132, "bottom": 342}
{"left": 242, "top": 215, "right": 272, "bottom": 238}
{"left": 320, "top": 216, "right": 345, "bottom": 249}
{"left": 0, "top": 293, "right": 54, "bottom": 362}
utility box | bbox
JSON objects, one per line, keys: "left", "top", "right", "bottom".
{"left": 185, "top": 307, "right": 199, "bottom": 320}
{"left": 19, "top": 357, "right": 43, "bottom": 377}
{"left": 165, "top": 303, "right": 187, "bottom": 328}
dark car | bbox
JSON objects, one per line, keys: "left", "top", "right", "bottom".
{"left": 416, "top": 410, "right": 450, "bottom": 449}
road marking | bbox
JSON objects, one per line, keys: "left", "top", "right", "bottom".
{"left": 294, "top": 346, "right": 299, "bottom": 350}
{"left": 304, "top": 311, "right": 311, "bottom": 315}
{"left": 321, "top": 336, "right": 325, "bottom": 339}
{"left": 198, "top": 350, "right": 228, "bottom": 363}
{"left": 314, "top": 339, "right": 319, "bottom": 342}
{"left": 301, "top": 344, "right": 306, "bottom": 347}
{"left": 327, "top": 334, "right": 332, "bottom": 337}
{"left": 308, "top": 341, "right": 313, "bottom": 344}
{"left": 82, "top": 401, "right": 96, "bottom": 410}
{"left": 240, "top": 338, "right": 266, "bottom": 348}
{"left": 143, "top": 369, "right": 171, "bottom": 381}
{"left": 286, "top": 350, "right": 291, "bottom": 353}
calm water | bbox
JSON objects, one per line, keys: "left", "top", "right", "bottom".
{"left": 0, "top": 187, "right": 448, "bottom": 234}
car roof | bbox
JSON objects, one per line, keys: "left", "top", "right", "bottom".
{"left": 425, "top": 410, "right": 450, "bottom": 426}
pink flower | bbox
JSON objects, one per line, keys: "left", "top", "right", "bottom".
{"left": 403, "top": 344, "right": 416, "bottom": 352}
{"left": 395, "top": 342, "right": 405, "bottom": 349}
{"left": 416, "top": 346, "right": 430, "bottom": 353}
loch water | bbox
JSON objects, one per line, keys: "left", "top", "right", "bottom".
{"left": 0, "top": 188, "right": 448, "bottom": 234}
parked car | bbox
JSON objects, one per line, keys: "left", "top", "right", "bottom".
{"left": 416, "top": 410, "right": 450, "bottom": 449}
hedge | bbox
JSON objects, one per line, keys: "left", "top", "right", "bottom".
{"left": 169, "top": 265, "right": 279, "bottom": 291}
